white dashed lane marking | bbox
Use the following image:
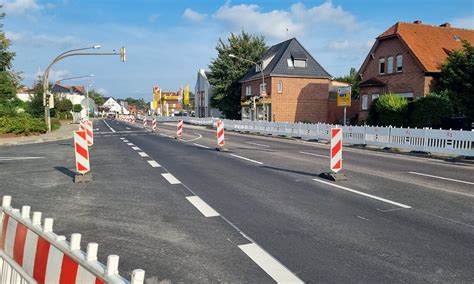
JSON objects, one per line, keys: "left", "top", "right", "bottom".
{"left": 132, "top": 146, "right": 141, "bottom": 151}
{"left": 299, "top": 151, "right": 329, "bottom": 159}
{"left": 408, "top": 171, "right": 474, "bottom": 186}
{"left": 186, "top": 196, "right": 220, "bottom": 217}
{"left": 229, "top": 154, "right": 263, "bottom": 165}
{"left": 162, "top": 173, "right": 181, "bottom": 184}
{"left": 127, "top": 143, "right": 134, "bottom": 146}
{"left": 138, "top": 152, "right": 149, "bottom": 157}
{"left": 193, "top": 143, "right": 210, "bottom": 149}
{"left": 246, "top": 142, "right": 270, "bottom": 148}
{"left": 147, "top": 160, "right": 161, "bottom": 168}
{"left": 238, "top": 243, "right": 303, "bottom": 283}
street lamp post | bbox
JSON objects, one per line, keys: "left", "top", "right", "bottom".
{"left": 42, "top": 45, "right": 125, "bottom": 132}
{"left": 229, "top": 54, "right": 265, "bottom": 121}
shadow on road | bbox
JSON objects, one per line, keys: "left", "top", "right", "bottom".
{"left": 54, "top": 166, "right": 76, "bottom": 180}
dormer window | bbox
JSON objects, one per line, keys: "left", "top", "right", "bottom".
{"left": 289, "top": 51, "right": 307, "bottom": 68}
{"left": 255, "top": 64, "right": 262, "bottom": 72}
{"left": 287, "top": 59, "right": 294, "bottom": 68}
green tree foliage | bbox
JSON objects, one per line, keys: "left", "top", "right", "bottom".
{"left": 72, "top": 104, "right": 83, "bottom": 113}
{"left": 88, "top": 88, "right": 105, "bottom": 106}
{"left": 0, "top": 11, "right": 21, "bottom": 116}
{"left": 334, "top": 67, "right": 360, "bottom": 99}
{"left": 124, "top": 97, "right": 146, "bottom": 109}
{"left": 208, "top": 31, "right": 267, "bottom": 119}
{"left": 408, "top": 92, "right": 453, "bottom": 128}
{"left": 56, "top": 98, "right": 73, "bottom": 113}
{"left": 438, "top": 40, "right": 474, "bottom": 121}
{"left": 369, "top": 93, "right": 408, "bottom": 127}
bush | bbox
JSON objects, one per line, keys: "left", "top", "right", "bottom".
{"left": 51, "top": 117, "right": 61, "bottom": 131}
{"left": 0, "top": 113, "right": 47, "bottom": 135}
{"left": 371, "top": 93, "right": 408, "bottom": 127}
{"left": 72, "top": 104, "right": 83, "bottom": 113}
{"left": 409, "top": 94, "right": 453, "bottom": 128}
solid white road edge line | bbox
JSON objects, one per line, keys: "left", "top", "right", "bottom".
{"left": 103, "top": 120, "right": 116, "bottom": 133}
{"left": 162, "top": 173, "right": 181, "bottom": 184}
{"left": 0, "top": 157, "right": 44, "bottom": 161}
{"left": 238, "top": 243, "right": 303, "bottom": 283}
{"left": 299, "top": 151, "right": 329, "bottom": 159}
{"left": 246, "top": 142, "right": 270, "bottom": 148}
{"left": 138, "top": 152, "right": 149, "bottom": 157}
{"left": 181, "top": 133, "right": 203, "bottom": 142}
{"left": 408, "top": 171, "right": 474, "bottom": 186}
{"left": 312, "top": 178, "right": 412, "bottom": 209}
{"left": 186, "top": 196, "right": 220, "bottom": 217}
{"left": 229, "top": 154, "right": 264, "bottom": 165}
{"left": 132, "top": 146, "right": 141, "bottom": 151}
{"left": 193, "top": 143, "right": 210, "bottom": 149}
{"left": 147, "top": 160, "right": 161, "bottom": 168}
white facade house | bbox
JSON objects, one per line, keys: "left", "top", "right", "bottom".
{"left": 51, "top": 84, "right": 97, "bottom": 119}
{"left": 194, "top": 69, "right": 221, "bottom": 118}
{"left": 102, "top": 97, "right": 130, "bottom": 115}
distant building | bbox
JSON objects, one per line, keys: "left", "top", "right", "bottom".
{"left": 357, "top": 21, "right": 474, "bottom": 122}
{"left": 194, "top": 69, "right": 222, "bottom": 118}
{"left": 51, "top": 84, "right": 96, "bottom": 118}
{"left": 239, "top": 37, "right": 355, "bottom": 123}
{"left": 103, "top": 97, "right": 129, "bottom": 115}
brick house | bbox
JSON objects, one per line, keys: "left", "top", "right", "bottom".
{"left": 239, "top": 38, "right": 351, "bottom": 123}
{"left": 357, "top": 21, "right": 474, "bottom": 122}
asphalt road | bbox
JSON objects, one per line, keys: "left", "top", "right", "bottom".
{"left": 1, "top": 118, "right": 473, "bottom": 283}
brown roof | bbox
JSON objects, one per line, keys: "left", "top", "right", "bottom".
{"left": 63, "top": 85, "right": 86, "bottom": 95}
{"left": 378, "top": 22, "right": 474, "bottom": 72}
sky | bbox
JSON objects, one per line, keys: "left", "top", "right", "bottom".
{"left": 2, "top": 0, "right": 474, "bottom": 100}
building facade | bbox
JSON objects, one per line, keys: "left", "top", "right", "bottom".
{"left": 357, "top": 21, "right": 474, "bottom": 122}
{"left": 194, "top": 69, "right": 222, "bottom": 118}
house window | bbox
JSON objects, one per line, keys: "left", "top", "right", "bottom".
{"left": 362, "top": 95, "right": 368, "bottom": 110}
{"left": 372, "top": 94, "right": 379, "bottom": 101}
{"left": 387, "top": 56, "right": 393, "bottom": 74}
{"left": 287, "top": 59, "right": 294, "bottom": 68}
{"left": 246, "top": 85, "right": 252, "bottom": 96}
{"left": 379, "top": 58, "right": 385, "bottom": 75}
{"left": 278, "top": 80, "right": 283, "bottom": 93}
{"left": 255, "top": 64, "right": 262, "bottom": 72}
{"left": 259, "top": 83, "right": 267, "bottom": 94}
{"left": 396, "top": 55, "right": 403, "bottom": 72}
{"left": 294, "top": 59, "right": 307, "bottom": 68}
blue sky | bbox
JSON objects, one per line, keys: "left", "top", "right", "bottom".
{"left": 3, "top": 0, "right": 474, "bottom": 100}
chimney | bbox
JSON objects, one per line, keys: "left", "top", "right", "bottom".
{"left": 413, "top": 20, "right": 422, "bottom": 24}
{"left": 440, "top": 22, "right": 451, "bottom": 28}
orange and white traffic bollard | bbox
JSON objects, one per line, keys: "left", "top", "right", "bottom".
{"left": 152, "top": 118, "right": 157, "bottom": 131}
{"left": 176, "top": 119, "right": 183, "bottom": 139}
{"left": 216, "top": 120, "right": 227, "bottom": 151}
{"left": 143, "top": 116, "right": 148, "bottom": 128}
{"left": 74, "top": 130, "right": 92, "bottom": 182}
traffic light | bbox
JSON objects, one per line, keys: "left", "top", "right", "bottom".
{"left": 120, "top": 47, "right": 126, "bottom": 62}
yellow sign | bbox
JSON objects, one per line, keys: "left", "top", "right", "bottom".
{"left": 337, "top": 86, "right": 351, "bottom": 107}
{"left": 153, "top": 100, "right": 158, "bottom": 109}
{"left": 163, "top": 95, "right": 179, "bottom": 100}
{"left": 184, "top": 84, "right": 189, "bottom": 106}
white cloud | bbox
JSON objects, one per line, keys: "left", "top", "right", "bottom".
{"left": 451, "top": 15, "right": 474, "bottom": 29}
{"left": 4, "top": 32, "right": 79, "bottom": 46}
{"left": 3, "top": 0, "right": 41, "bottom": 15}
{"left": 213, "top": 1, "right": 358, "bottom": 40}
{"left": 327, "top": 39, "right": 374, "bottom": 51}
{"left": 35, "top": 69, "right": 73, "bottom": 82}
{"left": 183, "top": 8, "right": 207, "bottom": 22}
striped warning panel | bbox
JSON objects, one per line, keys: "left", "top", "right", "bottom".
{"left": 216, "top": 120, "right": 225, "bottom": 147}
{"left": 330, "top": 128, "right": 342, "bottom": 173}
{"left": 74, "top": 130, "right": 90, "bottom": 175}
{"left": 177, "top": 119, "right": 183, "bottom": 138}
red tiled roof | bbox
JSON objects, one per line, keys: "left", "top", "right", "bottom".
{"left": 378, "top": 22, "right": 474, "bottom": 72}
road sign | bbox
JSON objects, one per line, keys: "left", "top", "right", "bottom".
{"left": 153, "top": 86, "right": 160, "bottom": 94}
{"left": 330, "top": 128, "right": 342, "bottom": 173}
{"left": 337, "top": 86, "right": 351, "bottom": 107}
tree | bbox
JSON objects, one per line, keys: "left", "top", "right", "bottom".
{"left": 408, "top": 92, "right": 453, "bottom": 128}
{"left": 124, "top": 97, "right": 146, "bottom": 109}
{"left": 88, "top": 89, "right": 105, "bottom": 106}
{"left": 208, "top": 31, "right": 267, "bottom": 119}
{"left": 438, "top": 40, "right": 474, "bottom": 121}
{"left": 334, "top": 67, "right": 360, "bottom": 99}
{"left": 72, "top": 104, "right": 83, "bottom": 113}
{"left": 56, "top": 99, "right": 73, "bottom": 113}
{"left": 0, "top": 11, "right": 21, "bottom": 116}
{"left": 370, "top": 93, "right": 408, "bottom": 127}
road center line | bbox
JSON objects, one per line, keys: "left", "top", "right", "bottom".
{"left": 123, "top": 140, "right": 129, "bottom": 143}
{"left": 229, "top": 154, "right": 264, "bottom": 165}
{"left": 0, "top": 157, "right": 44, "bottom": 161}
{"left": 103, "top": 120, "right": 116, "bottom": 133}
{"left": 126, "top": 143, "right": 134, "bottom": 146}
{"left": 408, "top": 171, "right": 474, "bottom": 186}
{"left": 193, "top": 143, "right": 210, "bottom": 149}
{"left": 120, "top": 137, "right": 125, "bottom": 140}
{"left": 238, "top": 243, "right": 303, "bottom": 283}
{"left": 147, "top": 160, "right": 161, "bottom": 168}
{"left": 299, "top": 151, "right": 329, "bottom": 159}
{"left": 246, "top": 142, "right": 270, "bottom": 148}
{"left": 132, "top": 146, "right": 141, "bottom": 151}
{"left": 312, "top": 178, "right": 412, "bottom": 209}
{"left": 186, "top": 196, "right": 220, "bottom": 217}
{"left": 138, "top": 152, "right": 149, "bottom": 157}
{"left": 162, "top": 173, "right": 181, "bottom": 184}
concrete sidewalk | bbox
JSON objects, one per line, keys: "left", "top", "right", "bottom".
{"left": 0, "top": 120, "right": 79, "bottom": 146}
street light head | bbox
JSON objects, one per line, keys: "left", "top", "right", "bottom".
{"left": 89, "top": 74, "right": 95, "bottom": 77}
{"left": 93, "top": 45, "right": 102, "bottom": 49}
{"left": 229, "top": 54, "right": 236, "bottom": 58}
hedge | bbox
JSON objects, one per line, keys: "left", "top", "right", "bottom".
{"left": 0, "top": 114, "right": 47, "bottom": 135}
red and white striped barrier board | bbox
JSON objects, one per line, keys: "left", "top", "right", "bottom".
{"left": 79, "top": 119, "right": 86, "bottom": 132}
{"left": 143, "top": 117, "right": 147, "bottom": 128}
{"left": 152, "top": 118, "right": 157, "bottom": 131}
{"left": 330, "top": 128, "right": 342, "bottom": 173}
{"left": 85, "top": 121, "right": 94, "bottom": 146}
{"left": 74, "top": 130, "right": 90, "bottom": 175}
{"left": 217, "top": 121, "right": 225, "bottom": 147}
{"left": 177, "top": 119, "right": 183, "bottom": 138}
{"left": 0, "top": 195, "right": 145, "bottom": 284}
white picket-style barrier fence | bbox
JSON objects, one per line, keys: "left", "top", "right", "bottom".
{"left": 153, "top": 117, "right": 473, "bottom": 156}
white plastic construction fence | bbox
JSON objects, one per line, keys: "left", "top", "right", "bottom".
{"left": 155, "top": 117, "right": 474, "bottom": 156}
{"left": 0, "top": 196, "right": 145, "bottom": 284}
